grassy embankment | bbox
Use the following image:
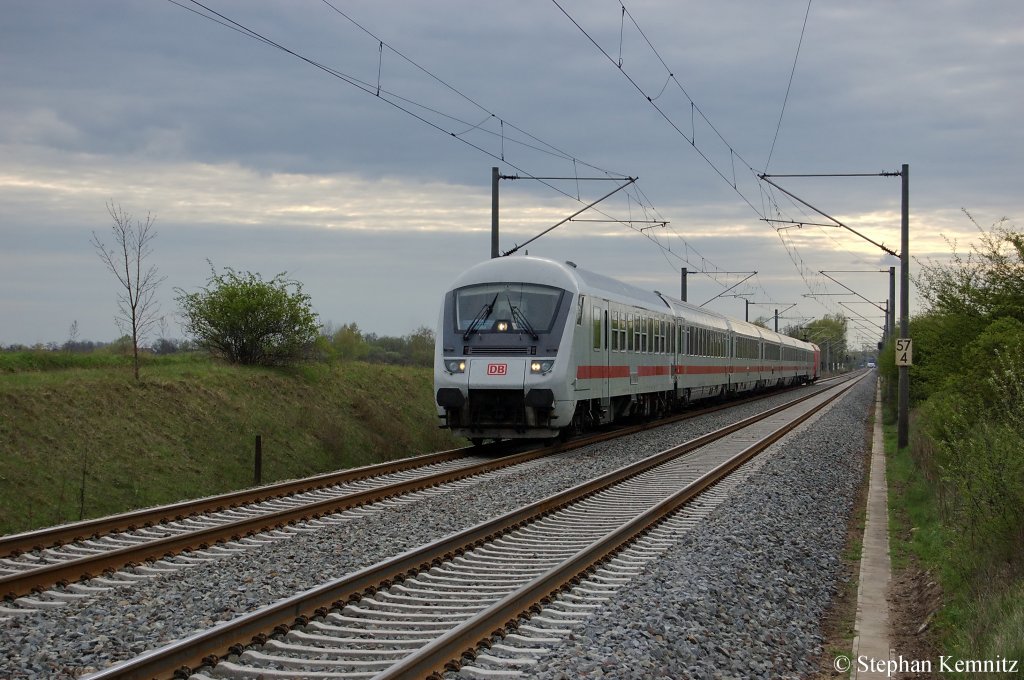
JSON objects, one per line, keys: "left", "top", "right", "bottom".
{"left": 878, "top": 218, "right": 1023, "bottom": 674}
{"left": 884, "top": 391, "right": 1024, "bottom": 672}
{"left": 0, "top": 352, "right": 463, "bottom": 535}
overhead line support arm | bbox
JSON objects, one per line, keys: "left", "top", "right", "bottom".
{"left": 502, "top": 178, "right": 636, "bottom": 257}
{"left": 757, "top": 174, "right": 899, "bottom": 258}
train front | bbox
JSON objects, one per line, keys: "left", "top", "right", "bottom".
{"left": 434, "top": 257, "right": 578, "bottom": 442}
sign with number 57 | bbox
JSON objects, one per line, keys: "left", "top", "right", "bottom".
{"left": 895, "top": 338, "right": 913, "bottom": 366}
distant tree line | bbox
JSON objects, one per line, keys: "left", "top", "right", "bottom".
{"left": 3, "top": 325, "right": 434, "bottom": 369}
{"left": 1, "top": 336, "right": 196, "bottom": 355}
{"left": 319, "top": 323, "right": 434, "bottom": 367}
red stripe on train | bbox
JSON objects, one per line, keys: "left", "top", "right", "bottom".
{"left": 576, "top": 363, "right": 813, "bottom": 380}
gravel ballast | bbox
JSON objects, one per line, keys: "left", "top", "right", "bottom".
{"left": 525, "top": 375, "right": 874, "bottom": 679}
{"left": 0, "top": 378, "right": 873, "bottom": 678}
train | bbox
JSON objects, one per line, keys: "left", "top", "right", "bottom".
{"left": 434, "top": 256, "right": 820, "bottom": 442}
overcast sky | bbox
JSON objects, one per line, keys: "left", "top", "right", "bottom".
{"left": 2, "top": 1, "right": 1021, "bottom": 350}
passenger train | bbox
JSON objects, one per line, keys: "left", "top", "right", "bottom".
{"left": 434, "top": 256, "right": 819, "bottom": 442}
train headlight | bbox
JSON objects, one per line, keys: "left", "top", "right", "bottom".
{"left": 530, "top": 360, "right": 555, "bottom": 374}
{"left": 496, "top": 321, "right": 510, "bottom": 332}
{"left": 444, "top": 359, "right": 466, "bottom": 374}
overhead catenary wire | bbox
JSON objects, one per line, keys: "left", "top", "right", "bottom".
{"left": 764, "top": 0, "right": 813, "bottom": 172}
{"left": 550, "top": 0, "right": 766, "bottom": 219}
{"left": 173, "top": 0, "right": 855, "bottom": 330}
{"left": 169, "top": 0, "right": 628, "bottom": 195}
{"left": 553, "top": 1, "right": 890, "bottom": 331}
{"left": 168, "top": 0, "right": 746, "bottom": 293}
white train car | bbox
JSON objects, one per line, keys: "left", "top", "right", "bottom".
{"left": 434, "top": 256, "right": 818, "bottom": 442}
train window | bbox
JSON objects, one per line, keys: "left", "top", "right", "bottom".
{"left": 593, "top": 305, "right": 601, "bottom": 351}
{"left": 659, "top": 320, "right": 666, "bottom": 354}
{"left": 576, "top": 295, "right": 584, "bottom": 325}
{"left": 611, "top": 311, "right": 619, "bottom": 352}
{"left": 742, "top": 337, "right": 756, "bottom": 359}
{"left": 456, "top": 282, "right": 565, "bottom": 333}
{"left": 628, "top": 313, "right": 635, "bottom": 352}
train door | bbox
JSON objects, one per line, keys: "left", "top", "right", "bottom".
{"left": 591, "top": 300, "right": 610, "bottom": 416}
{"left": 724, "top": 324, "right": 734, "bottom": 393}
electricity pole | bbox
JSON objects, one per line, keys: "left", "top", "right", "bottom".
{"left": 491, "top": 167, "right": 499, "bottom": 259}
{"left": 898, "top": 164, "right": 910, "bottom": 448}
{"left": 759, "top": 166, "right": 910, "bottom": 446}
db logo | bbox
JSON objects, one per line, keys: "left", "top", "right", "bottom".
{"left": 487, "top": 363, "right": 508, "bottom": 376}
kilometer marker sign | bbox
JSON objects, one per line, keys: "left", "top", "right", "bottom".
{"left": 895, "top": 338, "right": 913, "bottom": 366}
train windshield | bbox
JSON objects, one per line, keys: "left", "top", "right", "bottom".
{"left": 455, "top": 283, "right": 565, "bottom": 334}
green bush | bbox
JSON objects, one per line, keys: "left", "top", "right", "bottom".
{"left": 177, "top": 267, "right": 320, "bottom": 366}
{"left": 895, "top": 214, "right": 1024, "bottom": 664}
{"left": 921, "top": 342, "right": 1024, "bottom": 561}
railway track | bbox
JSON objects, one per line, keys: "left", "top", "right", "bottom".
{"left": 1, "top": 381, "right": 835, "bottom": 604}
{"left": 83, "top": 372, "right": 865, "bottom": 679}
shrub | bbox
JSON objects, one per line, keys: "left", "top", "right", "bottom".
{"left": 177, "top": 267, "right": 320, "bottom": 366}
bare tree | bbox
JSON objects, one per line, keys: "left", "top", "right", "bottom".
{"left": 65, "top": 320, "right": 79, "bottom": 351}
{"left": 91, "top": 201, "right": 166, "bottom": 380}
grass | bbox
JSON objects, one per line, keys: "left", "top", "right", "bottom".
{"left": 0, "top": 348, "right": 142, "bottom": 374}
{"left": 0, "top": 353, "right": 463, "bottom": 534}
{"left": 885, "top": 416, "right": 1024, "bottom": 675}
{"left": 885, "top": 426, "right": 947, "bottom": 575}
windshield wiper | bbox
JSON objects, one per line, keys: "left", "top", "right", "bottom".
{"left": 463, "top": 292, "right": 499, "bottom": 340}
{"left": 508, "top": 296, "right": 539, "bottom": 340}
